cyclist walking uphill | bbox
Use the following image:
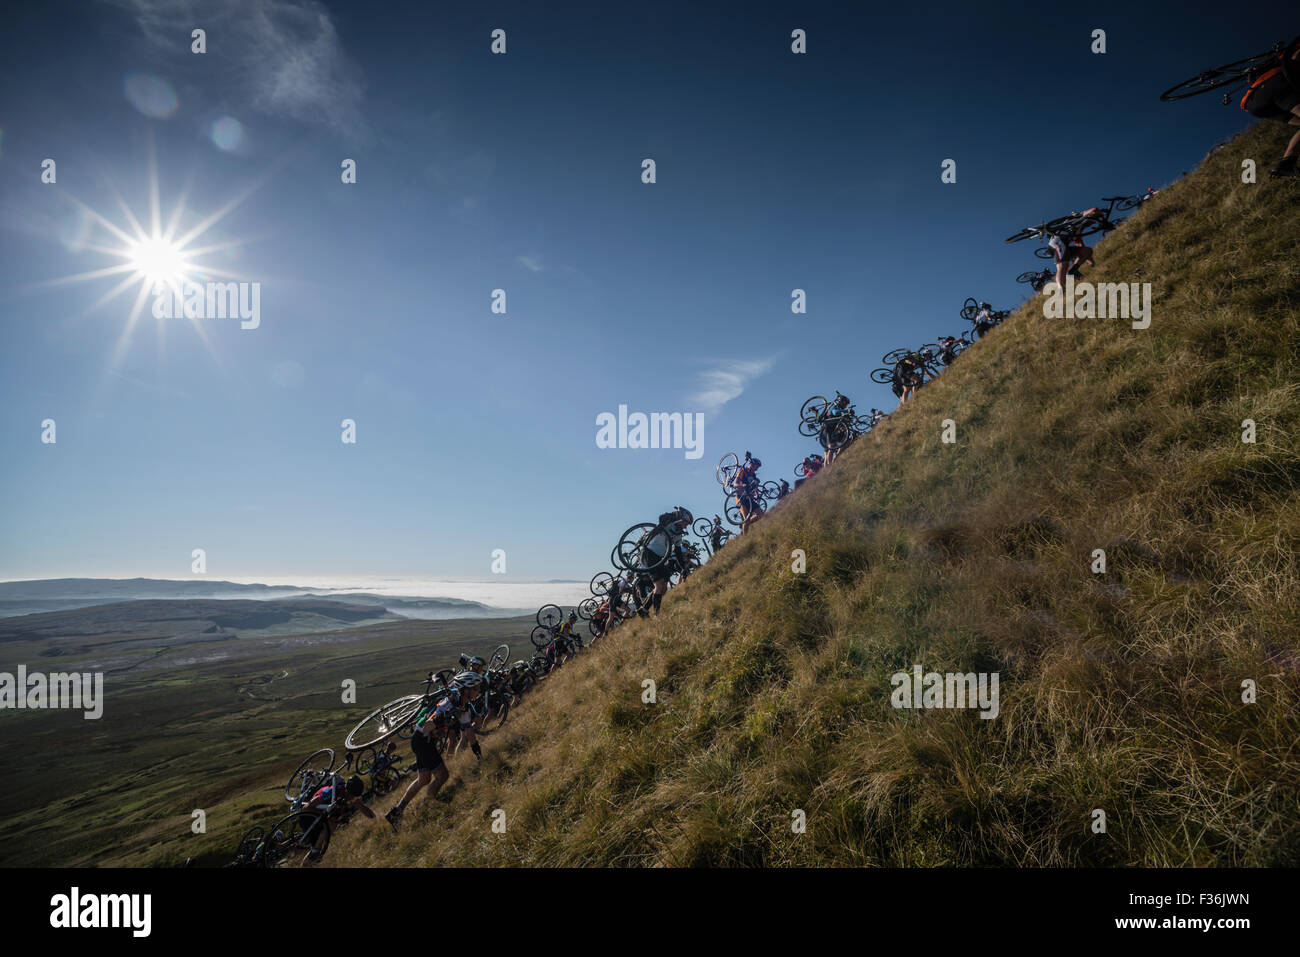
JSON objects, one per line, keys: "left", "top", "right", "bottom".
{"left": 731, "top": 452, "right": 764, "bottom": 533}
{"left": 385, "top": 685, "right": 458, "bottom": 829}
{"left": 795, "top": 452, "right": 824, "bottom": 489}
{"left": 640, "top": 506, "right": 692, "bottom": 615}
{"left": 817, "top": 394, "right": 853, "bottom": 464}
{"left": 1047, "top": 229, "right": 1092, "bottom": 289}
{"left": 972, "top": 302, "right": 999, "bottom": 339}
{"left": 709, "top": 514, "right": 725, "bottom": 553}
{"left": 1241, "top": 38, "right": 1300, "bottom": 177}
{"left": 299, "top": 773, "right": 374, "bottom": 864}
{"left": 892, "top": 351, "right": 928, "bottom": 406}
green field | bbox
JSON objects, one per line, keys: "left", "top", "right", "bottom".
{"left": 0, "top": 615, "right": 531, "bottom": 867}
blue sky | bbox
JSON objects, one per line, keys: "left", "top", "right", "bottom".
{"left": 0, "top": 0, "right": 1293, "bottom": 582}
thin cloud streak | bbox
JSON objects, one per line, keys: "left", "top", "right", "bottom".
{"left": 688, "top": 356, "right": 778, "bottom": 417}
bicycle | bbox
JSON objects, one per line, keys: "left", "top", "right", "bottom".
{"left": 344, "top": 670, "right": 456, "bottom": 751}
{"left": 1161, "top": 38, "right": 1299, "bottom": 104}
{"left": 1018, "top": 269, "right": 1054, "bottom": 292}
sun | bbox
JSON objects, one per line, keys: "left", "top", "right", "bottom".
{"left": 127, "top": 235, "right": 192, "bottom": 290}
{"left": 34, "top": 144, "right": 270, "bottom": 364}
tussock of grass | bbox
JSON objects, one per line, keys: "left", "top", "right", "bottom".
{"left": 328, "top": 124, "right": 1299, "bottom": 868}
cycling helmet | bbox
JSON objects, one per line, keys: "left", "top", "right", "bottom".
{"left": 835, "top": 394, "right": 850, "bottom": 407}
{"left": 750, "top": 458, "right": 761, "bottom": 468}
{"left": 346, "top": 775, "right": 365, "bottom": 798}
{"left": 467, "top": 655, "right": 486, "bottom": 671}
{"left": 980, "top": 301, "right": 991, "bottom": 310}
{"left": 454, "top": 671, "right": 484, "bottom": 690}
{"left": 568, "top": 611, "right": 578, "bottom": 622}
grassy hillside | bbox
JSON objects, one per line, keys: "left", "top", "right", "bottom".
{"left": 358, "top": 124, "right": 1291, "bottom": 866}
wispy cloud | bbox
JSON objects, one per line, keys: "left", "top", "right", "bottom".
{"left": 109, "top": 0, "right": 366, "bottom": 136}
{"left": 517, "top": 255, "right": 543, "bottom": 273}
{"left": 688, "top": 356, "right": 777, "bottom": 417}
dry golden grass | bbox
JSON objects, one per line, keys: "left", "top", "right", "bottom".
{"left": 327, "top": 123, "right": 1300, "bottom": 868}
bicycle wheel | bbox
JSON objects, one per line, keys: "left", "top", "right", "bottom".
{"left": 715, "top": 452, "right": 739, "bottom": 487}
{"left": 690, "top": 517, "right": 714, "bottom": 539}
{"left": 1033, "top": 245, "right": 1053, "bottom": 260}
{"left": 615, "top": 523, "right": 667, "bottom": 571}
{"left": 1017, "top": 271, "right": 1045, "bottom": 284}
{"left": 869, "top": 367, "right": 894, "bottom": 384}
{"left": 353, "top": 747, "right": 378, "bottom": 775}
{"left": 487, "top": 643, "right": 509, "bottom": 671}
{"left": 960, "top": 297, "right": 978, "bottom": 320}
{"left": 724, "top": 500, "right": 745, "bottom": 527}
{"left": 529, "top": 653, "right": 551, "bottom": 677}
{"left": 345, "top": 696, "right": 422, "bottom": 751}
{"left": 530, "top": 625, "right": 552, "bottom": 650}
{"left": 590, "top": 571, "right": 614, "bottom": 595}
{"left": 1004, "top": 224, "right": 1046, "bottom": 243}
{"left": 231, "top": 825, "right": 266, "bottom": 867}
{"left": 799, "top": 395, "right": 828, "bottom": 425}
{"left": 1115, "top": 195, "right": 1142, "bottom": 211}
{"left": 372, "top": 767, "right": 400, "bottom": 795}
{"left": 761, "top": 480, "right": 782, "bottom": 501}
{"left": 1159, "top": 47, "right": 1280, "bottom": 100}
{"left": 882, "top": 348, "right": 910, "bottom": 365}
{"left": 578, "top": 597, "right": 599, "bottom": 620}
{"left": 285, "top": 749, "right": 334, "bottom": 802}
{"left": 265, "top": 811, "right": 329, "bottom": 866}
{"left": 536, "top": 604, "right": 563, "bottom": 629}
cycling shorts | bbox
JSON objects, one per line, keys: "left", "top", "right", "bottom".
{"left": 410, "top": 728, "right": 446, "bottom": 772}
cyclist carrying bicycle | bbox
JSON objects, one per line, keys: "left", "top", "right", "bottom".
{"left": 709, "top": 514, "right": 725, "bottom": 553}
{"left": 1239, "top": 37, "right": 1300, "bottom": 177}
{"left": 300, "top": 774, "right": 374, "bottom": 862}
{"left": 385, "top": 679, "right": 469, "bottom": 829}
{"left": 795, "top": 453, "right": 824, "bottom": 489}
{"left": 817, "top": 394, "right": 853, "bottom": 463}
{"left": 892, "top": 352, "right": 928, "bottom": 405}
{"left": 730, "top": 454, "right": 763, "bottom": 533}
{"left": 641, "top": 506, "right": 693, "bottom": 613}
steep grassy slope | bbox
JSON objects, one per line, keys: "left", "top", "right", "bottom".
{"left": 331, "top": 124, "right": 1299, "bottom": 867}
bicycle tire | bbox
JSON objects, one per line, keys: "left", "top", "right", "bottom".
{"left": 881, "top": 348, "right": 909, "bottom": 365}
{"left": 1159, "top": 47, "right": 1280, "bottom": 101}
{"left": 231, "top": 825, "right": 266, "bottom": 867}
{"left": 578, "top": 597, "right": 599, "bottom": 620}
{"left": 869, "top": 367, "right": 894, "bottom": 384}
{"left": 487, "top": 643, "right": 510, "bottom": 671}
{"left": 715, "top": 452, "right": 739, "bottom": 486}
{"left": 615, "top": 522, "right": 669, "bottom": 571}
{"left": 345, "top": 696, "right": 422, "bottom": 751}
{"left": 285, "top": 749, "right": 334, "bottom": 802}
{"left": 960, "top": 297, "right": 979, "bottom": 320}
{"left": 1005, "top": 223, "right": 1046, "bottom": 243}
{"left": 530, "top": 625, "right": 552, "bottom": 650}
{"left": 536, "top": 604, "right": 563, "bottom": 629}
{"left": 265, "top": 811, "right": 329, "bottom": 867}
{"left": 590, "top": 571, "right": 614, "bottom": 596}
{"left": 353, "top": 746, "right": 377, "bottom": 775}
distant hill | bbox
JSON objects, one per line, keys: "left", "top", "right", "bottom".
{"left": 0, "top": 579, "right": 505, "bottom": 619}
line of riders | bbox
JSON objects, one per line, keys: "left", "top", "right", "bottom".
{"left": 230, "top": 312, "right": 1026, "bottom": 866}
{"left": 228, "top": 35, "right": 1300, "bottom": 869}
